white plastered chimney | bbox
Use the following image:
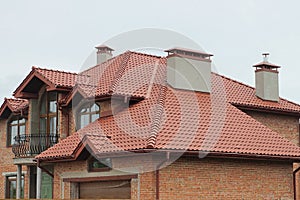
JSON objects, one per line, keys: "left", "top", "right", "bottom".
{"left": 165, "top": 47, "right": 213, "bottom": 93}
{"left": 95, "top": 45, "right": 114, "bottom": 64}
{"left": 253, "top": 53, "right": 281, "bottom": 102}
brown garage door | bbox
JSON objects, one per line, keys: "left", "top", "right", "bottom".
{"left": 79, "top": 180, "right": 131, "bottom": 199}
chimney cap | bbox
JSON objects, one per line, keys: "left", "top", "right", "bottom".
{"left": 253, "top": 53, "right": 281, "bottom": 69}
{"left": 165, "top": 47, "right": 213, "bottom": 58}
{"left": 95, "top": 45, "right": 114, "bottom": 51}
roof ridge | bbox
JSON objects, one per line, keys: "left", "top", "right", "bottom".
{"left": 129, "top": 50, "right": 164, "bottom": 59}
{"left": 79, "top": 52, "right": 127, "bottom": 74}
{"left": 146, "top": 85, "right": 167, "bottom": 148}
{"left": 213, "top": 72, "right": 255, "bottom": 90}
{"left": 108, "top": 51, "right": 132, "bottom": 93}
{"left": 280, "top": 96, "right": 300, "bottom": 108}
{"left": 5, "top": 98, "right": 27, "bottom": 102}
{"left": 32, "top": 66, "right": 78, "bottom": 75}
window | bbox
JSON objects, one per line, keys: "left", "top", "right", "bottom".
{"left": 7, "top": 118, "right": 26, "bottom": 146}
{"left": 77, "top": 103, "right": 100, "bottom": 129}
{"left": 39, "top": 92, "right": 58, "bottom": 146}
{"left": 5, "top": 175, "right": 24, "bottom": 199}
{"left": 88, "top": 157, "right": 111, "bottom": 172}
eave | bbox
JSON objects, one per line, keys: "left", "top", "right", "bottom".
{"left": 35, "top": 147, "right": 300, "bottom": 164}
{"left": 232, "top": 102, "right": 300, "bottom": 117}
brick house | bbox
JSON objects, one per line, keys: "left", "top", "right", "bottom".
{"left": 1, "top": 46, "right": 300, "bottom": 199}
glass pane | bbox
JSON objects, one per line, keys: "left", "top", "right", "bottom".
{"left": 80, "top": 114, "right": 89, "bottom": 129}
{"left": 40, "top": 118, "right": 47, "bottom": 135}
{"left": 80, "top": 107, "right": 87, "bottom": 114}
{"left": 19, "top": 118, "right": 25, "bottom": 124}
{"left": 91, "top": 103, "right": 99, "bottom": 112}
{"left": 7, "top": 176, "right": 24, "bottom": 199}
{"left": 10, "top": 126, "right": 18, "bottom": 145}
{"left": 9, "top": 180, "right": 16, "bottom": 198}
{"left": 91, "top": 113, "right": 99, "bottom": 122}
{"left": 49, "top": 117, "right": 57, "bottom": 135}
{"left": 19, "top": 125, "right": 26, "bottom": 135}
{"left": 49, "top": 101, "right": 57, "bottom": 113}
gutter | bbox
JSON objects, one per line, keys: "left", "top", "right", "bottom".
{"left": 232, "top": 103, "right": 300, "bottom": 117}
{"left": 36, "top": 148, "right": 300, "bottom": 164}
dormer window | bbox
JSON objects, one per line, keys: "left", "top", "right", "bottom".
{"left": 77, "top": 103, "right": 100, "bottom": 130}
{"left": 88, "top": 157, "right": 111, "bottom": 172}
{"left": 7, "top": 117, "right": 26, "bottom": 146}
{"left": 39, "top": 92, "right": 58, "bottom": 145}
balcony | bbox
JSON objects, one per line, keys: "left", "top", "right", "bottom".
{"left": 12, "top": 134, "right": 59, "bottom": 158}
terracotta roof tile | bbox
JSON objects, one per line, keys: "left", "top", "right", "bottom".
{"left": 36, "top": 51, "right": 300, "bottom": 161}
{"left": 34, "top": 67, "right": 77, "bottom": 88}
{"left": 14, "top": 67, "right": 78, "bottom": 98}
{"left": 0, "top": 98, "right": 28, "bottom": 118}
{"left": 35, "top": 133, "right": 82, "bottom": 160}
{"left": 6, "top": 98, "right": 28, "bottom": 112}
{"left": 217, "top": 73, "right": 300, "bottom": 113}
{"left": 62, "top": 51, "right": 165, "bottom": 104}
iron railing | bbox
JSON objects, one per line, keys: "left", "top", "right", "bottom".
{"left": 12, "top": 134, "right": 60, "bottom": 158}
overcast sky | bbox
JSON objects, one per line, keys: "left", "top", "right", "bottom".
{"left": 1, "top": 0, "right": 300, "bottom": 103}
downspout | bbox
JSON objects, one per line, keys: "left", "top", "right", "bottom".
{"left": 156, "top": 152, "right": 170, "bottom": 200}
{"left": 293, "top": 166, "right": 300, "bottom": 200}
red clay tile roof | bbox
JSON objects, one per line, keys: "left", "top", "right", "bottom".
{"left": 33, "top": 67, "right": 77, "bottom": 88}
{"left": 61, "top": 51, "right": 165, "bottom": 105}
{"left": 0, "top": 98, "right": 28, "bottom": 118}
{"left": 13, "top": 67, "right": 77, "bottom": 98}
{"left": 36, "top": 51, "right": 300, "bottom": 161}
{"left": 219, "top": 74, "right": 300, "bottom": 114}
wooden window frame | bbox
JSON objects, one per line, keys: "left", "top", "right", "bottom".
{"left": 7, "top": 117, "right": 26, "bottom": 147}
{"left": 5, "top": 175, "right": 24, "bottom": 199}
{"left": 39, "top": 92, "right": 58, "bottom": 136}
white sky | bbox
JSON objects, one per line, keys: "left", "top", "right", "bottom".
{"left": 1, "top": 0, "right": 300, "bottom": 103}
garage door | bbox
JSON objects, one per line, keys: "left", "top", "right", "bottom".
{"left": 79, "top": 180, "right": 131, "bottom": 199}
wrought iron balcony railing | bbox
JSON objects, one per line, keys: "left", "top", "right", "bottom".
{"left": 12, "top": 134, "right": 60, "bottom": 158}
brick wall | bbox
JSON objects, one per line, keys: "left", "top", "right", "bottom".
{"left": 241, "top": 111, "right": 300, "bottom": 199}
{"left": 0, "top": 119, "right": 28, "bottom": 198}
{"left": 49, "top": 154, "right": 294, "bottom": 200}
{"left": 159, "top": 157, "right": 293, "bottom": 200}
{"left": 244, "top": 110, "right": 299, "bottom": 146}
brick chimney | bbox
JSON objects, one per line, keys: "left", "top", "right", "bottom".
{"left": 165, "top": 47, "right": 213, "bottom": 93}
{"left": 95, "top": 45, "right": 114, "bottom": 64}
{"left": 253, "top": 53, "right": 280, "bottom": 102}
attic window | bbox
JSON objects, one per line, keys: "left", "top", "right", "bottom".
{"left": 88, "top": 157, "right": 111, "bottom": 172}
{"left": 77, "top": 103, "right": 100, "bottom": 130}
